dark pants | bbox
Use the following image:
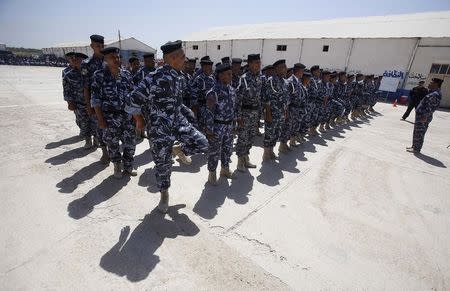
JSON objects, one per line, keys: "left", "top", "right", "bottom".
{"left": 402, "top": 99, "right": 418, "bottom": 120}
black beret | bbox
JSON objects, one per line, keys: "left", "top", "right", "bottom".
{"left": 128, "top": 57, "right": 139, "bottom": 63}
{"left": 101, "top": 47, "right": 120, "bottom": 55}
{"left": 216, "top": 63, "right": 231, "bottom": 74}
{"left": 75, "top": 52, "right": 88, "bottom": 59}
{"left": 247, "top": 54, "right": 260, "bottom": 62}
{"left": 143, "top": 53, "right": 154, "bottom": 58}
{"left": 303, "top": 72, "right": 312, "bottom": 78}
{"left": 331, "top": 71, "right": 337, "bottom": 75}
{"left": 232, "top": 58, "right": 242, "bottom": 64}
{"left": 310, "top": 65, "right": 320, "bottom": 72}
{"left": 330, "top": 73, "right": 337, "bottom": 78}
{"left": 215, "top": 62, "right": 222, "bottom": 67}
{"left": 160, "top": 40, "right": 182, "bottom": 54}
{"left": 273, "top": 59, "right": 286, "bottom": 67}
{"left": 200, "top": 56, "right": 210, "bottom": 61}
{"left": 294, "top": 63, "right": 306, "bottom": 69}
{"left": 200, "top": 59, "right": 213, "bottom": 66}
{"left": 90, "top": 34, "right": 104, "bottom": 44}
{"left": 322, "top": 70, "right": 331, "bottom": 75}
{"left": 432, "top": 78, "right": 443, "bottom": 86}
{"left": 186, "top": 58, "right": 196, "bottom": 63}
{"left": 338, "top": 71, "right": 347, "bottom": 76}
{"left": 347, "top": 74, "right": 355, "bottom": 78}
{"left": 356, "top": 73, "right": 364, "bottom": 78}
{"left": 65, "top": 52, "right": 76, "bottom": 58}
{"left": 262, "top": 65, "right": 274, "bottom": 71}
{"left": 221, "top": 57, "right": 230, "bottom": 63}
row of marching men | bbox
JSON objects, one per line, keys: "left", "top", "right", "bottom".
{"left": 62, "top": 35, "right": 382, "bottom": 213}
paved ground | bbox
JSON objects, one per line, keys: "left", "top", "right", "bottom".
{"left": 0, "top": 65, "right": 449, "bottom": 290}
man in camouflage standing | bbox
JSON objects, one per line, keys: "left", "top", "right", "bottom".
{"left": 62, "top": 52, "right": 92, "bottom": 148}
{"left": 81, "top": 34, "right": 109, "bottom": 163}
{"left": 235, "top": 54, "right": 262, "bottom": 172}
{"left": 91, "top": 47, "right": 137, "bottom": 179}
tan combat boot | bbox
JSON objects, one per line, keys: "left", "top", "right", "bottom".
{"left": 208, "top": 171, "right": 218, "bottom": 185}
{"left": 289, "top": 137, "right": 298, "bottom": 148}
{"left": 158, "top": 189, "right": 169, "bottom": 213}
{"left": 100, "top": 146, "right": 110, "bottom": 164}
{"left": 279, "top": 142, "right": 290, "bottom": 154}
{"left": 237, "top": 156, "right": 246, "bottom": 172}
{"left": 244, "top": 155, "right": 257, "bottom": 168}
{"left": 220, "top": 167, "right": 235, "bottom": 179}
{"left": 172, "top": 145, "right": 192, "bottom": 165}
{"left": 83, "top": 137, "right": 93, "bottom": 149}
{"left": 113, "top": 163, "right": 122, "bottom": 179}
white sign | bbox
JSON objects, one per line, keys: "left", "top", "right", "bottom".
{"left": 379, "top": 77, "right": 400, "bottom": 92}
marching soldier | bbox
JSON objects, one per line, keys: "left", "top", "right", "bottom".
{"left": 62, "top": 52, "right": 93, "bottom": 148}
{"left": 81, "top": 34, "right": 109, "bottom": 163}
{"left": 127, "top": 40, "right": 209, "bottom": 213}
{"left": 91, "top": 47, "right": 137, "bottom": 179}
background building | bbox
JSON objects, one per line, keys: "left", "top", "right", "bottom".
{"left": 42, "top": 37, "right": 156, "bottom": 65}
{"left": 183, "top": 11, "right": 450, "bottom": 107}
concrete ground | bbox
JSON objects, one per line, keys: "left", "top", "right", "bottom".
{"left": 0, "top": 65, "right": 449, "bottom": 291}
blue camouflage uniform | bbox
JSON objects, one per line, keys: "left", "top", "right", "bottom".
{"left": 133, "top": 66, "right": 155, "bottom": 86}
{"left": 81, "top": 55, "right": 105, "bottom": 145}
{"left": 263, "top": 75, "right": 289, "bottom": 148}
{"left": 235, "top": 71, "right": 263, "bottom": 157}
{"left": 327, "top": 82, "right": 345, "bottom": 121}
{"left": 352, "top": 80, "right": 364, "bottom": 110}
{"left": 91, "top": 66, "right": 136, "bottom": 172}
{"left": 299, "top": 82, "right": 311, "bottom": 134}
{"left": 180, "top": 70, "right": 193, "bottom": 108}
{"left": 412, "top": 89, "right": 442, "bottom": 151}
{"left": 308, "top": 76, "right": 322, "bottom": 127}
{"left": 126, "top": 64, "right": 209, "bottom": 191}
{"left": 205, "top": 83, "right": 236, "bottom": 171}
{"left": 190, "top": 71, "right": 216, "bottom": 130}
{"left": 317, "top": 79, "right": 329, "bottom": 124}
{"left": 62, "top": 66, "right": 93, "bottom": 138}
{"left": 284, "top": 74, "right": 307, "bottom": 139}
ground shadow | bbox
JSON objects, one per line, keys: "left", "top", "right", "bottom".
{"left": 257, "top": 161, "right": 284, "bottom": 187}
{"left": 45, "top": 147, "right": 96, "bottom": 165}
{"left": 414, "top": 152, "right": 447, "bottom": 168}
{"left": 134, "top": 148, "right": 153, "bottom": 168}
{"left": 138, "top": 167, "right": 159, "bottom": 193}
{"left": 100, "top": 204, "right": 199, "bottom": 282}
{"left": 45, "top": 135, "right": 83, "bottom": 149}
{"left": 56, "top": 161, "right": 109, "bottom": 193}
{"left": 193, "top": 171, "right": 255, "bottom": 219}
{"left": 67, "top": 175, "right": 131, "bottom": 219}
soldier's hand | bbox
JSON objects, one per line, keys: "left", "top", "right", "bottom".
{"left": 67, "top": 101, "right": 76, "bottom": 111}
{"left": 420, "top": 116, "right": 427, "bottom": 123}
{"left": 136, "top": 118, "right": 145, "bottom": 130}
{"left": 191, "top": 106, "right": 199, "bottom": 118}
{"left": 98, "top": 119, "right": 107, "bottom": 129}
{"left": 265, "top": 112, "right": 272, "bottom": 124}
{"left": 237, "top": 118, "right": 244, "bottom": 128}
{"left": 206, "top": 131, "right": 217, "bottom": 141}
{"left": 86, "top": 106, "right": 95, "bottom": 115}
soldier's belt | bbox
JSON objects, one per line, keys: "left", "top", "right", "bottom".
{"left": 214, "top": 119, "right": 233, "bottom": 125}
{"left": 242, "top": 104, "right": 259, "bottom": 110}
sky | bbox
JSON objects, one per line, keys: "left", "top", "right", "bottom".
{"left": 1, "top": 0, "right": 450, "bottom": 51}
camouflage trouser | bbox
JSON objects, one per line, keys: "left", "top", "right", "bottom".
{"left": 370, "top": 93, "right": 379, "bottom": 107}
{"left": 208, "top": 123, "right": 233, "bottom": 171}
{"left": 151, "top": 118, "right": 208, "bottom": 191}
{"left": 318, "top": 104, "right": 329, "bottom": 124}
{"left": 302, "top": 102, "right": 316, "bottom": 131}
{"left": 236, "top": 109, "right": 259, "bottom": 157}
{"left": 264, "top": 112, "right": 284, "bottom": 148}
{"left": 352, "top": 95, "right": 361, "bottom": 110}
{"left": 342, "top": 98, "right": 352, "bottom": 116}
{"left": 74, "top": 104, "right": 94, "bottom": 138}
{"left": 91, "top": 115, "right": 106, "bottom": 147}
{"left": 102, "top": 112, "right": 136, "bottom": 172}
{"left": 412, "top": 115, "right": 431, "bottom": 151}
{"left": 282, "top": 106, "right": 305, "bottom": 141}
{"left": 329, "top": 99, "right": 345, "bottom": 120}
